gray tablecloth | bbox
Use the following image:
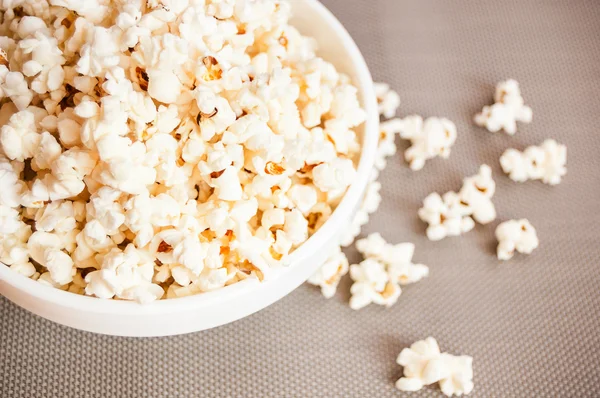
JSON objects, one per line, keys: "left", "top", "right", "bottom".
{"left": 2, "top": 1, "right": 600, "bottom": 397}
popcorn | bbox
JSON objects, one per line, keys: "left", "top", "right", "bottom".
{"left": 3, "top": 0, "right": 364, "bottom": 301}
{"left": 339, "top": 178, "right": 382, "bottom": 247}
{"left": 349, "top": 258, "right": 401, "bottom": 310}
{"left": 418, "top": 192, "right": 475, "bottom": 241}
{"left": 43, "top": 248, "right": 75, "bottom": 285}
{"left": 397, "top": 115, "right": 457, "bottom": 171}
{"left": 353, "top": 233, "right": 428, "bottom": 301}
{"left": 85, "top": 244, "right": 164, "bottom": 304}
{"left": 307, "top": 245, "right": 349, "bottom": 298}
{"left": 339, "top": 209, "right": 369, "bottom": 248}
{"left": 475, "top": 79, "right": 532, "bottom": 135}
{"left": 396, "top": 337, "right": 449, "bottom": 392}
{"left": 362, "top": 180, "right": 382, "bottom": 214}
{"left": 374, "top": 82, "right": 400, "bottom": 119}
{"left": 212, "top": 166, "right": 243, "bottom": 201}
{"left": 419, "top": 165, "right": 495, "bottom": 240}
{"left": 495, "top": 219, "right": 539, "bottom": 260}
{"left": 1, "top": 71, "right": 33, "bottom": 110}
{"left": 1, "top": 109, "right": 41, "bottom": 162}
{"left": 396, "top": 337, "right": 474, "bottom": 397}
{"left": 0, "top": 156, "right": 24, "bottom": 208}
{"left": 500, "top": 139, "right": 567, "bottom": 185}
{"left": 458, "top": 164, "right": 496, "bottom": 225}
{"left": 312, "top": 158, "right": 355, "bottom": 193}
{"left": 439, "top": 354, "right": 475, "bottom": 397}
{"left": 375, "top": 119, "right": 401, "bottom": 170}
{"left": 287, "top": 184, "right": 317, "bottom": 215}
{"left": 35, "top": 200, "right": 77, "bottom": 233}
{"left": 27, "top": 231, "right": 62, "bottom": 266}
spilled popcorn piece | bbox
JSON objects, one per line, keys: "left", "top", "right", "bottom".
{"left": 374, "top": 82, "right": 401, "bottom": 119}
{"left": 348, "top": 258, "right": 401, "bottom": 310}
{"left": 397, "top": 115, "right": 457, "bottom": 171}
{"left": 339, "top": 178, "right": 382, "bottom": 247}
{"left": 396, "top": 337, "right": 474, "bottom": 397}
{"left": 474, "top": 79, "right": 532, "bottom": 135}
{"left": 348, "top": 233, "right": 427, "bottom": 309}
{"left": 375, "top": 119, "right": 402, "bottom": 171}
{"left": 307, "top": 245, "right": 349, "bottom": 298}
{"left": 418, "top": 192, "right": 475, "bottom": 241}
{"left": 418, "top": 165, "right": 496, "bottom": 241}
{"left": 396, "top": 337, "right": 448, "bottom": 392}
{"left": 458, "top": 164, "right": 497, "bottom": 225}
{"left": 356, "top": 233, "right": 429, "bottom": 286}
{"left": 495, "top": 219, "right": 539, "bottom": 260}
{"left": 500, "top": 139, "right": 567, "bottom": 185}
{"left": 439, "top": 353, "right": 475, "bottom": 397}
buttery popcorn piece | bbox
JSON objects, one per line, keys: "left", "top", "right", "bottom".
{"left": 396, "top": 337, "right": 474, "bottom": 397}
{"left": 495, "top": 219, "right": 539, "bottom": 260}
{"left": 419, "top": 165, "right": 495, "bottom": 241}
{"left": 339, "top": 178, "right": 382, "bottom": 247}
{"left": 439, "top": 353, "right": 475, "bottom": 397}
{"left": 349, "top": 258, "right": 401, "bottom": 310}
{"left": 474, "top": 79, "right": 532, "bottom": 135}
{"left": 500, "top": 139, "right": 567, "bottom": 185}
{"left": 356, "top": 233, "right": 429, "bottom": 285}
{"left": 397, "top": 115, "right": 457, "bottom": 171}
{"left": 374, "top": 82, "right": 400, "bottom": 119}
{"left": 307, "top": 245, "right": 349, "bottom": 298}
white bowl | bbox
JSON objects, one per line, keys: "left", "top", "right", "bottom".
{"left": 0, "top": 0, "right": 378, "bottom": 337}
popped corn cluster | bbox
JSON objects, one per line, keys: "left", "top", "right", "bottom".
{"left": 349, "top": 233, "right": 428, "bottom": 310}
{"left": 374, "top": 82, "right": 400, "bottom": 119}
{"left": 306, "top": 244, "right": 348, "bottom": 299}
{"left": 0, "top": 0, "right": 366, "bottom": 302}
{"left": 474, "top": 79, "right": 532, "bottom": 135}
{"left": 495, "top": 219, "right": 539, "bottom": 260}
{"left": 418, "top": 165, "right": 496, "bottom": 241}
{"left": 396, "top": 115, "right": 457, "bottom": 171}
{"left": 500, "top": 139, "right": 567, "bottom": 185}
{"left": 396, "top": 337, "right": 474, "bottom": 397}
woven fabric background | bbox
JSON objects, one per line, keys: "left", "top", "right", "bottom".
{"left": 2, "top": 1, "right": 600, "bottom": 397}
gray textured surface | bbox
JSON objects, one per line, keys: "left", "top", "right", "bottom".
{"left": 2, "top": 1, "right": 600, "bottom": 397}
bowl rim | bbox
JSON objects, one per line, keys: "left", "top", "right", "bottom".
{"left": 0, "top": 0, "right": 379, "bottom": 316}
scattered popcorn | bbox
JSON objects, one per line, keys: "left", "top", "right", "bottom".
{"left": 396, "top": 337, "right": 474, "bottom": 397}
{"left": 356, "top": 233, "right": 428, "bottom": 285}
{"left": 439, "top": 353, "right": 475, "bottom": 397}
{"left": 2, "top": 0, "right": 365, "bottom": 302}
{"left": 419, "top": 165, "right": 495, "bottom": 241}
{"left": 375, "top": 118, "right": 401, "bottom": 170}
{"left": 347, "top": 233, "right": 427, "bottom": 309}
{"left": 349, "top": 258, "right": 400, "bottom": 310}
{"left": 397, "top": 115, "right": 457, "bottom": 171}
{"left": 374, "top": 82, "right": 400, "bottom": 119}
{"left": 500, "top": 139, "right": 567, "bottom": 185}
{"left": 474, "top": 79, "right": 532, "bottom": 135}
{"left": 459, "top": 164, "right": 496, "bottom": 225}
{"left": 418, "top": 192, "right": 475, "bottom": 241}
{"left": 339, "top": 178, "right": 381, "bottom": 247}
{"left": 307, "top": 245, "right": 349, "bottom": 298}
{"left": 495, "top": 219, "right": 539, "bottom": 260}
{"left": 396, "top": 337, "right": 449, "bottom": 392}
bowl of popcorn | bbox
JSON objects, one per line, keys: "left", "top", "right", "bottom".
{"left": 0, "top": 0, "right": 378, "bottom": 336}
